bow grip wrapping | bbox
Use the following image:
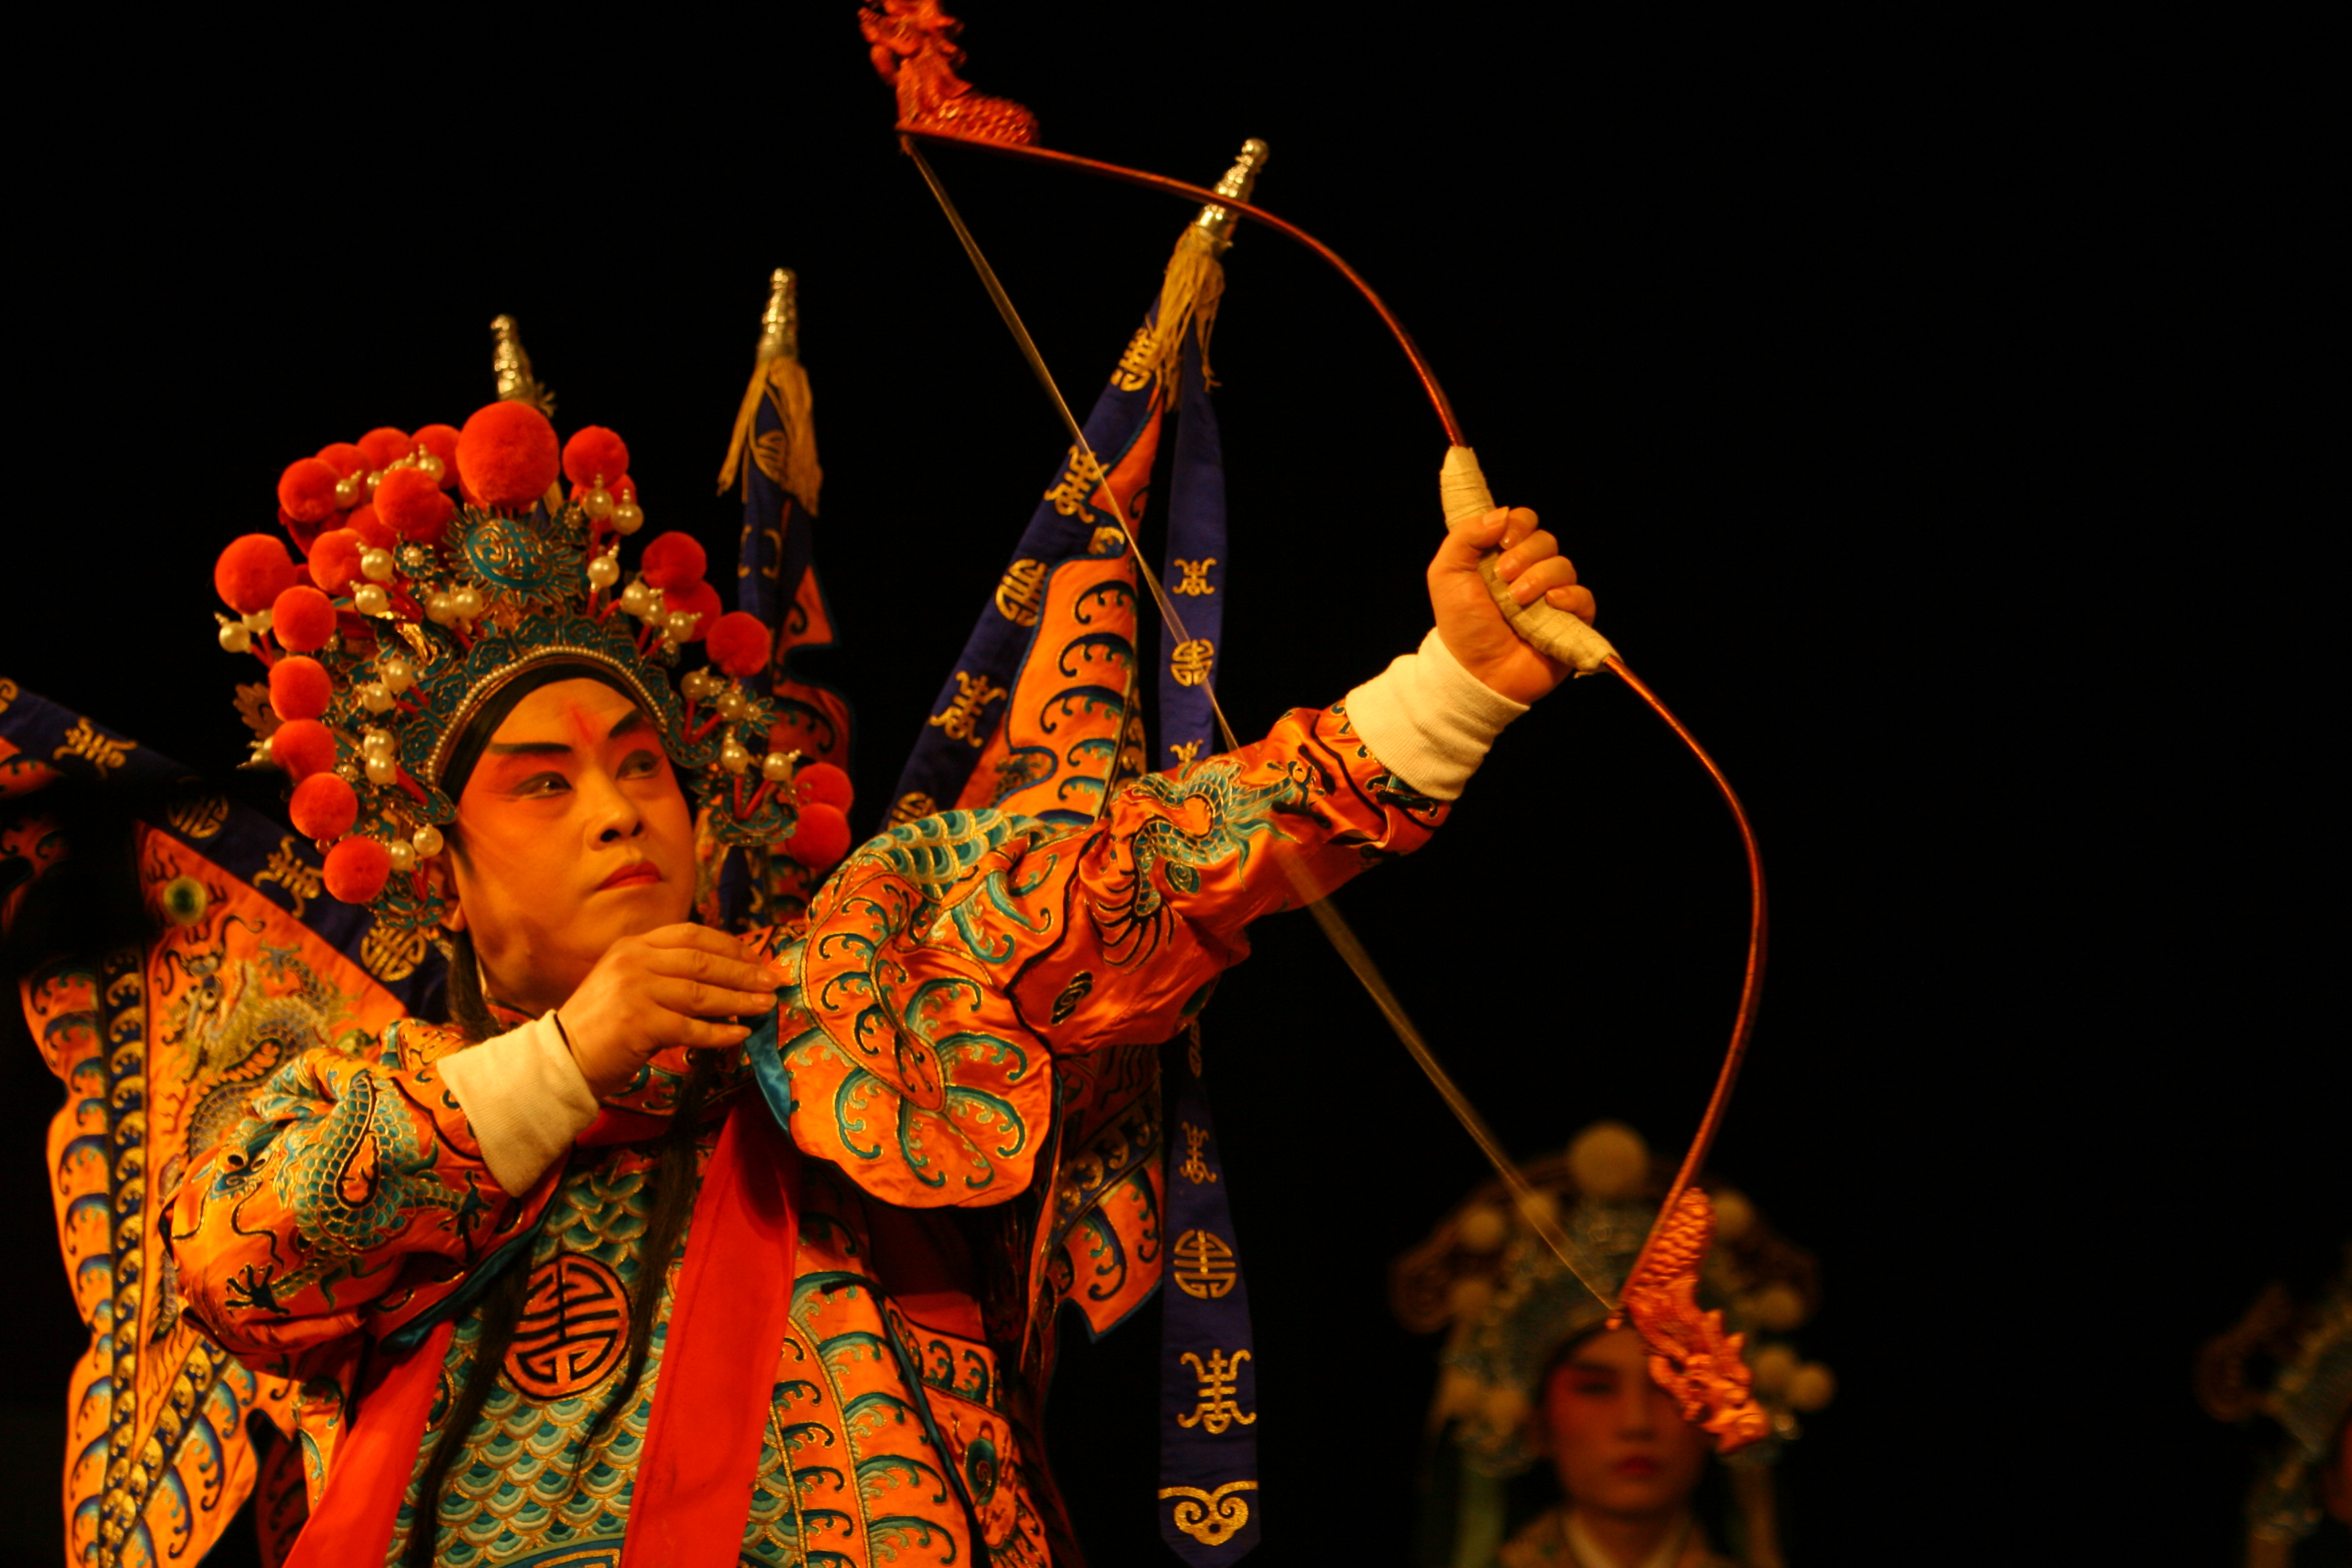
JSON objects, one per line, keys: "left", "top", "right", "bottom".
{"left": 1440, "top": 446, "right": 1617, "bottom": 674}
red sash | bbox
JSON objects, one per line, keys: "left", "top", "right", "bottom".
{"left": 620, "top": 1101, "right": 800, "bottom": 1565}
{"left": 283, "top": 1318, "right": 456, "bottom": 1568}
{"left": 285, "top": 1097, "right": 801, "bottom": 1567}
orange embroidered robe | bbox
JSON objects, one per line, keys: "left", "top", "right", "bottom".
{"left": 168, "top": 701, "right": 1444, "bottom": 1567}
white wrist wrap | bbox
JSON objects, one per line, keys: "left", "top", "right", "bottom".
{"left": 1343, "top": 628, "right": 1530, "bottom": 801}
{"left": 440, "top": 1014, "right": 601, "bottom": 1197}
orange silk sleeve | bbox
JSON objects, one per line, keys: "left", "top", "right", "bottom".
{"left": 166, "top": 1018, "right": 555, "bottom": 1367}
{"left": 763, "top": 700, "right": 1446, "bottom": 1206}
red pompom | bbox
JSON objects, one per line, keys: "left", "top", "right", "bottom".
{"left": 795, "top": 761, "right": 854, "bottom": 813}
{"left": 290, "top": 772, "right": 359, "bottom": 840}
{"left": 277, "top": 458, "right": 344, "bottom": 524}
{"left": 308, "top": 529, "right": 365, "bottom": 594}
{"left": 273, "top": 585, "right": 338, "bottom": 652}
{"left": 345, "top": 504, "right": 392, "bottom": 548}
{"left": 705, "top": 612, "right": 773, "bottom": 679}
{"left": 215, "top": 534, "right": 297, "bottom": 614}
{"left": 315, "top": 442, "right": 369, "bottom": 480}
{"left": 665, "top": 579, "right": 722, "bottom": 642}
{"left": 280, "top": 503, "right": 338, "bottom": 553}
{"left": 562, "top": 426, "right": 631, "bottom": 489}
{"left": 787, "top": 802, "right": 852, "bottom": 869}
{"left": 356, "top": 427, "right": 413, "bottom": 471}
{"left": 457, "top": 401, "right": 561, "bottom": 509}
{"left": 640, "top": 531, "right": 706, "bottom": 591}
{"left": 375, "top": 466, "right": 455, "bottom": 543}
{"left": 613, "top": 475, "right": 637, "bottom": 503}
{"left": 270, "top": 718, "right": 338, "bottom": 781}
{"left": 269, "top": 656, "right": 333, "bottom": 722}
{"left": 413, "top": 424, "right": 461, "bottom": 488}
{"left": 323, "top": 837, "right": 391, "bottom": 903}
{"left": 279, "top": 504, "right": 339, "bottom": 560}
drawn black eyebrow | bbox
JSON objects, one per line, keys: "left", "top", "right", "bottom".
{"left": 487, "top": 707, "right": 647, "bottom": 757}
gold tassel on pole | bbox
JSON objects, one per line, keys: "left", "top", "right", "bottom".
{"left": 718, "top": 268, "right": 824, "bottom": 513}
{"left": 1141, "top": 138, "right": 1267, "bottom": 393}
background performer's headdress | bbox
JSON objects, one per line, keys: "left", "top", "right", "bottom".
{"left": 1393, "top": 1122, "right": 1831, "bottom": 1567}
{"left": 2197, "top": 1244, "right": 2352, "bottom": 1558}
{"left": 211, "top": 318, "right": 852, "bottom": 934}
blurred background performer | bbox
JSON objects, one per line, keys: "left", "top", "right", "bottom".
{"left": 1393, "top": 1124, "right": 1830, "bottom": 1568}
{"left": 2197, "top": 1245, "right": 2352, "bottom": 1567}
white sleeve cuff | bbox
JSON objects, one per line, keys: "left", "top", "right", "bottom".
{"left": 439, "top": 1014, "right": 601, "bottom": 1197}
{"left": 1342, "top": 628, "right": 1530, "bottom": 801}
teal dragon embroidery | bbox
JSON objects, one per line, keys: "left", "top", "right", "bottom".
{"left": 1089, "top": 758, "right": 1304, "bottom": 965}
{"left": 210, "top": 1051, "right": 489, "bottom": 1317}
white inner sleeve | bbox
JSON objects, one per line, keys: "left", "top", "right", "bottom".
{"left": 439, "top": 1014, "right": 601, "bottom": 1197}
{"left": 1342, "top": 627, "right": 1530, "bottom": 801}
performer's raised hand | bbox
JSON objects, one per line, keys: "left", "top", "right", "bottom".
{"left": 556, "top": 923, "right": 781, "bottom": 1097}
{"left": 1428, "top": 506, "right": 1596, "bottom": 704}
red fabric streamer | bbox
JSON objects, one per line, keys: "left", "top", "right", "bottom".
{"left": 620, "top": 1101, "right": 802, "bottom": 1567}
{"left": 282, "top": 1320, "right": 457, "bottom": 1568}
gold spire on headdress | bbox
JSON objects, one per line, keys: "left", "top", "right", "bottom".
{"left": 1145, "top": 138, "right": 1269, "bottom": 393}
{"left": 489, "top": 314, "right": 556, "bottom": 415}
{"left": 718, "top": 270, "right": 823, "bottom": 512}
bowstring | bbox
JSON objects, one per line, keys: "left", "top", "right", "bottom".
{"left": 901, "top": 136, "right": 1614, "bottom": 1310}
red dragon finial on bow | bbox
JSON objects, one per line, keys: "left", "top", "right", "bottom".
{"left": 861, "top": 1, "right": 1040, "bottom": 144}
{"left": 1612, "top": 1188, "right": 1771, "bottom": 1450}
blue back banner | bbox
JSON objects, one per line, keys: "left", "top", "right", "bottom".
{"left": 718, "top": 364, "right": 852, "bottom": 928}
{"left": 887, "top": 322, "right": 1165, "bottom": 828}
{"left": 1153, "top": 338, "right": 1259, "bottom": 1563}
{"left": 0, "top": 684, "right": 448, "bottom": 1014}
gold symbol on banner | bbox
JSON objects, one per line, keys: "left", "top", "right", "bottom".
{"left": 1171, "top": 557, "right": 1218, "bottom": 595}
{"left": 53, "top": 718, "right": 134, "bottom": 775}
{"left": 1179, "top": 1122, "right": 1218, "bottom": 1185}
{"left": 0, "top": 677, "right": 17, "bottom": 714}
{"left": 164, "top": 789, "right": 229, "bottom": 840}
{"left": 362, "top": 924, "right": 431, "bottom": 983}
{"left": 1159, "top": 1481, "right": 1259, "bottom": 1547}
{"left": 889, "top": 791, "right": 938, "bottom": 826}
{"left": 928, "top": 672, "right": 1007, "bottom": 747}
{"left": 1176, "top": 1349, "right": 1256, "bottom": 1434}
{"left": 1168, "top": 738, "right": 1203, "bottom": 769}
{"left": 1170, "top": 639, "right": 1214, "bottom": 687}
{"left": 1112, "top": 323, "right": 1157, "bottom": 392}
{"left": 1172, "top": 1228, "right": 1238, "bottom": 1299}
{"left": 1043, "top": 447, "right": 1109, "bottom": 519}
{"left": 738, "top": 520, "right": 785, "bottom": 581}
{"left": 254, "top": 836, "right": 323, "bottom": 920}
{"left": 1089, "top": 525, "right": 1130, "bottom": 556}
{"left": 995, "top": 558, "right": 1048, "bottom": 626}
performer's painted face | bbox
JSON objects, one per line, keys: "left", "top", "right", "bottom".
{"left": 448, "top": 677, "right": 695, "bottom": 1012}
{"left": 1540, "top": 1325, "right": 1712, "bottom": 1522}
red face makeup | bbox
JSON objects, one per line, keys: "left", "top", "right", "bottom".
{"left": 1540, "top": 1324, "right": 1713, "bottom": 1522}
{"left": 448, "top": 678, "right": 696, "bottom": 1014}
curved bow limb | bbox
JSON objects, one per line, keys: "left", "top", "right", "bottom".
{"left": 900, "top": 115, "right": 1773, "bottom": 1455}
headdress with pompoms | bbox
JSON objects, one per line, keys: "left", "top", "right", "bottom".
{"left": 211, "top": 317, "right": 854, "bottom": 934}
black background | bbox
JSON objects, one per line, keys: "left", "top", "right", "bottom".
{"left": 1, "top": 11, "right": 2338, "bottom": 1565}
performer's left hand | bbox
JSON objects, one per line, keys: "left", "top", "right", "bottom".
{"left": 1428, "top": 506, "right": 1595, "bottom": 704}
